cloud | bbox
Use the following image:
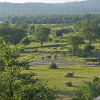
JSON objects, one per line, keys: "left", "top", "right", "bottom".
{"left": 0, "top": 0, "right": 86, "bottom": 3}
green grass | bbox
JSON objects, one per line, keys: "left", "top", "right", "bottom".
{"left": 22, "top": 64, "right": 100, "bottom": 100}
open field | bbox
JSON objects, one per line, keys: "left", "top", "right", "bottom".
{"left": 23, "top": 64, "right": 100, "bottom": 100}
{"left": 20, "top": 40, "right": 100, "bottom": 100}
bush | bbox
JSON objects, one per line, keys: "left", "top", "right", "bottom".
{"left": 66, "top": 82, "right": 72, "bottom": 87}
{"left": 84, "top": 45, "right": 95, "bottom": 52}
{"left": 65, "top": 72, "right": 74, "bottom": 77}
{"left": 72, "top": 85, "right": 91, "bottom": 100}
{"left": 72, "top": 81, "right": 100, "bottom": 100}
{"left": 93, "top": 77, "right": 100, "bottom": 82}
{"left": 33, "top": 49, "right": 38, "bottom": 52}
{"left": 21, "top": 83, "right": 57, "bottom": 100}
{"left": 49, "top": 62, "right": 57, "bottom": 69}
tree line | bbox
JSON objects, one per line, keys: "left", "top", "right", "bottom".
{"left": 5, "top": 14, "right": 100, "bottom": 24}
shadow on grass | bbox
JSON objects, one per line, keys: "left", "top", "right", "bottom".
{"left": 22, "top": 50, "right": 67, "bottom": 54}
{"left": 62, "top": 68, "right": 84, "bottom": 71}
{"left": 65, "top": 74, "right": 88, "bottom": 79}
{"left": 73, "top": 76, "right": 88, "bottom": 78}
{"left": 26, "top": 44, "right": 61, "bottom": 49}
{"left": 56, "top": 90, "right": 73, "bottom": 97}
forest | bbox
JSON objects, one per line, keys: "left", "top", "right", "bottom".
{"left": 0, "top": 0, "right": 100, "bottom": 16}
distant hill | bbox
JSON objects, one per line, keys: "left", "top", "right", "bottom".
{"left": 0, "top": 0, "right": 100, "bottom": 16}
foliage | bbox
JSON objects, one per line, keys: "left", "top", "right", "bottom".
{"left": 84, "top": 45, "right": 95, "bottom": 53}
{"left": 75, "top": 19, "right": 100, "bottom": 46}
{"left": 0, "top": 42, "right": 20, "bottom": 71}
{"left": 34, "top": 26, "right": 51, "bottom": 47}
{"left": 56, "top": 28, "right": 73, "bottom": 37}
{"left": 21, "top": 36, "right": 31, "bottom": 45}
{"left": 72, "top": 81, "right": 100, "bottom": 100}
{"left": 49, "top": 62, "right": 58, "bottom": 69}
{"left": 0, "top": 22, "right": 27, "bottom": 44}
{"left": 93, "top": 77, "right": 100, "bottom": 83}
{"left": 66, "top": 82, "right": 72, "bottom": 87}
{"left": 0, "top": 42, "right": 57, "bottom": 100}
{"left": 28, "top": 25, "right": 35, "bottom": 34}
{"left": 5, "top": 14, "right": 92, "bottom": 25}
{"left": 66, "top": 34, "right": 84, "bottom": 56}
{"left": 72, "top": 85, "right": 91, "bottom": 100}
{"left": 66, "top": 72, "right": 74, "bottom": 77}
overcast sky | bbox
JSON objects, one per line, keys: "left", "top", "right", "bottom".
{"left": 0, "top": 0, "right": 86, "bottom": 3}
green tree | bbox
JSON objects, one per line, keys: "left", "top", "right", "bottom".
{"left": 72, "top": 81, "right": 100, "bottom": 100}
{"left": 66, "top": 34, "right": 84, "bottom": 56}
{"left": 34, "top": 26, "right": 51, "bottom": 47}
{"left": 0, "top": 42, "right": 56, "bottom": 100}
{"left": 75, "top": 19, "right": 100, "bottom": 46}
{"left": 0, "top": 22, "right": 26, "bottom": 44}
{"left": 72, "top": 85, "right": 91, "bottom": 100}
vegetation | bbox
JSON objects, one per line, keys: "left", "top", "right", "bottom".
{"left": 0, "top": 42, "right": 56, "bottom": 100}
{"left": 72, "top": 81, "right": 100, "bottom": 100}
{"left": 0, "top": 22, "right": 27, "bottom": 44}
{"left": 0, "top": 0, "right": 100, "bottom": 16}
{"left": 0, "top": 13, "right": 100, "bottom": 100}
{"left": 66, "top": 72, "right": 74, "bottom": 77}
{"left": 49, "top": 62, "right": 58, "bottom": 69}
{"left": 76, "top": 19, "right": 100, "bottom": 46}
{"left": 66, "top": 35, "right": 84, "bottom": 56}
{"left": 34, "top": 26, "right": 51, "bottom": 47}
{"left": 66, "top": 82, "right": 73, "bottom": 87}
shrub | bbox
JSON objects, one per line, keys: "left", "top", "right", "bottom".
{"left": 93, "top": 77, "right": 100, "bottom": 82}
{"left": 49, "top": 62, "right": 57, "bottom": 69}
{"left": 33, "top": 49, "right": 38, "bottom": 52}
{"left": 72, "top": 81, "right": 100, "bottom": 100}
{"left": 84, "top": 45, "right": 95, "bottom": 52}
{"left": 72, "top": 85, "right": 91, "bottom": 100}
{"left": 66, "top": 82, "right": 72, "bottom": 87}
{"left": 65, "top": 72, "right": 74, "bottom": 77}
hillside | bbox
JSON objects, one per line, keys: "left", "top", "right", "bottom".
{"left": 0, "top": 0, "right": 100, "bottom": 16}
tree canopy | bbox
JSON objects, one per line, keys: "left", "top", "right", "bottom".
{"left": 0, "top": 22, "right": 27, "bottom": 44}
{"left": 66, "top": 34, "right": 84, "bottom": 55}
{"left": 75, "top": 19, "right": 100, "bottom": 46}
{"left": 34, "top": 26, "right": 51, "bottom": 47}
{"left": 0, "top": 42, "right": 56, "bottom": 100}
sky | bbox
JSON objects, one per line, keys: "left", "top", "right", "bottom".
{"left": 0, "top": 0, "right": 86, "bottom": 3}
